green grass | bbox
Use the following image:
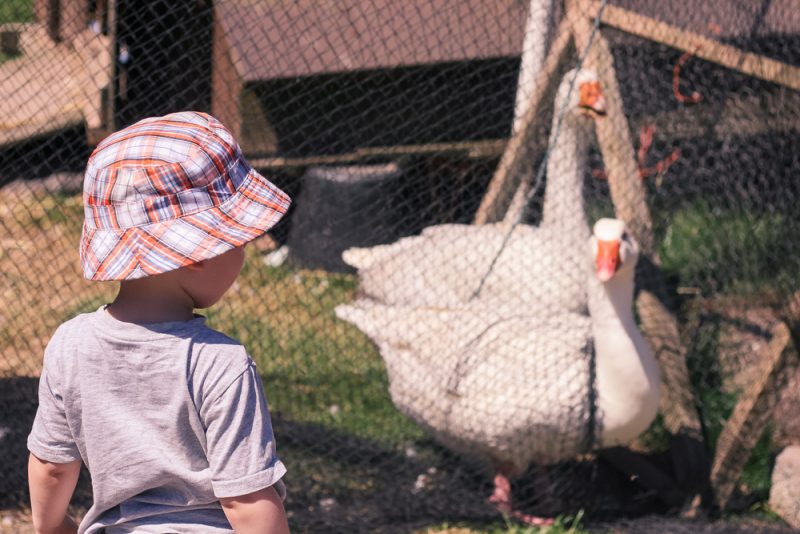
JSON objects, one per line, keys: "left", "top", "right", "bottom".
{"left": 206, "top": 255, "right": 424, "bottom": 446}
{"left": 658, "top": 203, "right": 798, "bottom": 297}
{"left": 18, "top": 191, "right": 794, "bottom": 526}
{"left": 421, "top": 512, "right": 590, "bottom": 533}
{"left": 665, "top": 205, "right": 791, "bottom": 508}
{"left": 0, "top": 0, "right": 33, "bottom": 24}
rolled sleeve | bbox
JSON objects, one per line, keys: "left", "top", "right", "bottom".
{"left": 28, "top": 351, "right": 81, "bottom": 464}
{"left": 204, "top": 359, "right": 286, "bottom": 500}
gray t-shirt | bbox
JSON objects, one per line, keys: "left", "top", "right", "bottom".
{"left": 28, "top": 308, "right": 286, "bottom": 534}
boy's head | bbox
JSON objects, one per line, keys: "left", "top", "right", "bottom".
{"left": 80, "top": 111, "right": 290, "bottom": 281}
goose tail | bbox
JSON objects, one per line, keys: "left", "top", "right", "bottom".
{"left": 335, "top": 301, "right": 415, "bottom": 347}
{"left": 341, "top": 246, "right": 378, "bottom": 270}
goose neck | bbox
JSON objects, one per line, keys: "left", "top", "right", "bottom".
{"left": 587, "top": 268, "right": 636, "bottom": 327}
{"left": 542, "top": 118, "right": 592, "bottom": 229}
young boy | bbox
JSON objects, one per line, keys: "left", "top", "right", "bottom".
{"left": 27, "top": 111, "right": 292, "bottom": 534}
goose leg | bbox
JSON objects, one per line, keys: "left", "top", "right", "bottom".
{"left": 488, "top": 467, "right": 554, "bottom": 526}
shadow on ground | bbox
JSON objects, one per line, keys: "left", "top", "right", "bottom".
{"left": 2, "top": 384, "right": 795, "bottom": 533}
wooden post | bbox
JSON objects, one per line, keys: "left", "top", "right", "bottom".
{"left": 568, "top": 0, "right": 708, "bottom": 503}
{"left": 513, "top": 0, "right": 556, "bottom": 134}
{"left": 47, "top": 0, "right": 60, "bottom": 42}
{"left": 710, "top": 321, "right": 793, "bottom": 510}
{"left": 473, "top": 17, "right": 572, "bottom": 225}
{"left": 105, "top": 0, "right": 117, "bottom": 133}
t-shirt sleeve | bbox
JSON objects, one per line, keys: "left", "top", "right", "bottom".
{"left": 27, "top": 333, "right": 81, "bottom": 464}
{"left": 203, "top": 358, "right": 286, "bottom": 499}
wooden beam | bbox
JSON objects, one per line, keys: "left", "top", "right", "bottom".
{"left": 568, "top": 0, "right": 708, "bottom": 503}
{"left": 569, "top": 3, "right": 654, "bottom": 250}
{"left": 710, "top": 321, "right": 793, "bottom": 510}
{"left": 595, "top": 3, "right": 800, "bottom": 92}
{"left": 473, "top": 17, "right": 573, "bottom": 225}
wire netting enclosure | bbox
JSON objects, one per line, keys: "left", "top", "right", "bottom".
{"left": 1, "top": 0, "right": 800, "bottom": 532}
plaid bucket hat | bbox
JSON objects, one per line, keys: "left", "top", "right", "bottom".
{"left": 80, "top": 111, "right": 291, "bottom": 281}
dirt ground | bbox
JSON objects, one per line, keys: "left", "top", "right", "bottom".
{"left": 0, "top": 173, "right": 115, "bottom": 378}
{"left": 0, "top": 509, "right": 34, "bottom": 534}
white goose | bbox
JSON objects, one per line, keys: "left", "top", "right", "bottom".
{"left": 336, "top": 219, "right": 661, "bottom": 522}
{"left": 342, "top": 68, "right": 605, "bottom": 315}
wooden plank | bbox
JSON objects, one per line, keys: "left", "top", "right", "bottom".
{"left": 710, "top": 322, "right": 792, "bottom": 510}
{"left": 357, "top": 139, "right": 506, "bottom": 158}
{"left": 472, "top": 17, "right": 573, "bottom": 225}
{"left": 568, "top": 0, "right": 708, "bottom": 504}
{"left": 571, "top": 15, "right": 654, "bottom": 251}
{"left": 247, "top": 138, "right": 506, "bottom": 169}
{"left": 595, "top": 2, "right": 800, "bottom": 92}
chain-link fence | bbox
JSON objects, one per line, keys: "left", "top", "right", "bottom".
{"left": 2, "top": 0, "right": 800, "bottom": 532}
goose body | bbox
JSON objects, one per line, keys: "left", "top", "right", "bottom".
{"left": 336, "top": 219, "right": 661, "bottom": 476}
{"left": 342, "top": 69, "right": 604, "bottom": 315}
{"left": 345, "top": 223, "right": 586, "bottom": 314}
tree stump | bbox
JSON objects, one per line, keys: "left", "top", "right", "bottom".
{"left": 287, "top": 163, "right": 408, "bottom": 273}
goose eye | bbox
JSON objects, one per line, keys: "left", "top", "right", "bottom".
{"left": 621, "top": 231, "right": 630, "bottom": 242}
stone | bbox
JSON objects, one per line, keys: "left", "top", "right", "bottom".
{"left": 769, "top": 445, "right": 800, "bottom": 529}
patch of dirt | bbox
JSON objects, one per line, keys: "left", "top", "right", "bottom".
{"left": 0, "top": 179, "right": 114, "bottom": 378}
{"left": 0, "top": 509, "right": 34, "bottom": 534}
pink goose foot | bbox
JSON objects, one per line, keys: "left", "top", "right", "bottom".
{"left": 488, "top": 472, "right": 555, "bottom": 527}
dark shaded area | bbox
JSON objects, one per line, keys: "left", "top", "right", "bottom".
{"left": 0, "top": 126, "right": 90, "bottom": 187}
{"left": 114, "top": 0, "right": 214, "bottom": 129}
{"left": 0, "top": 378, "right": 38, "bottom": 509}
{"left": 273, "top": 415, "right": 681, "bottom": 533}
{"left": 280, "top": 154, "right": 500, "bottom": 264}
{"left": 254, "top": 57, "right": 519, "bottom": 157}
{"left": 0, "top": 377, "right": 92, "bottom": 511}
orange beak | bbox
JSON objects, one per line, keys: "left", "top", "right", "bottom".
{"left": 579, "top": 81, "right": 607, "bottom": 116}
{"left": 596, "top": 239, "right": 620, "bottom": 282}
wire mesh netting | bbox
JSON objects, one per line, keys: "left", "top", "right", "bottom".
{"left": 1, "top": 0, "right": 800, "bottom": 532}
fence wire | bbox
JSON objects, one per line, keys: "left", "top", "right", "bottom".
{"left": 1, "top": 0, "right": 800, "bottom": 532}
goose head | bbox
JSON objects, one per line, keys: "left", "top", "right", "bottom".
{"left": 555, "top": 68, "right": 607, "bottom": 122}
{"left": 591, "top": 218, "right": 639, "bottom": 282}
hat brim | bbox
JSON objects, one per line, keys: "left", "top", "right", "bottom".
{"left": 80, "top": 168, "right": 291, "bottom": 281}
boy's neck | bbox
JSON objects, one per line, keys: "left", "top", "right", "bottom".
{"left": 107, "top": 274, "right": 197, "bottom": 324}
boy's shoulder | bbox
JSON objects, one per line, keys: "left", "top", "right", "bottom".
{"left": 50, "top": 309, "right": 248, "bottom": 361}
{"left": 49, "top": 310, "right": 101, "bottom": 344}
{"left": 191, "top": 324, "right": 252, "bottom": 366}
{"left": 49, "top": 309, "right": 255, "bottom": 382}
